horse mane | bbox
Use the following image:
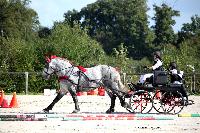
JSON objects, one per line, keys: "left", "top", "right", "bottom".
{"left": 55, "top": 56, "right": 74, "bottom": 65}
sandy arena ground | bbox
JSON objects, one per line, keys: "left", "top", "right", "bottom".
{"left": 0, "top": 94, "right": 200, "bottom": 133}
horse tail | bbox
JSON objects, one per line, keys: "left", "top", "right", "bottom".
{"left": 113, "top": 67, "right": 129, "bottom": 93}
{"left": 117, "top": 78, "right": 129, "bottom": 93}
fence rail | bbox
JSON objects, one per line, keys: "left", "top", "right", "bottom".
{"left": 0, "top": 72, "right": 200, "bottom": 94}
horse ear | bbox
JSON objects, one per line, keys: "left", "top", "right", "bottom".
{"left": 45, "top": 56, "right": 51, "bottom": 63}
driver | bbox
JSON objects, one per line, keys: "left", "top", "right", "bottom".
{"left": 139, "top": 51, "right": 163, "bottom": 85}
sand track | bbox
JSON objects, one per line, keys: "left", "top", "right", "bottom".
{"left": 0, "top": 95, "right": 199, "bottom": 133}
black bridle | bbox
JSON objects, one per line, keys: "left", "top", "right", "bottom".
{"left": 44, "top": 61, "right": 76, "bottom": 79}
{"left": 43, "top": 63, "right": 55, "bottom": 77}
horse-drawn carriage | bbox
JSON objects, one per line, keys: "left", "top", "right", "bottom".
{"left": 42, "top": 55, "right": 191, "bottom": 114}
{"left": 125, "top": 70, "right": 189, "bottom": 114}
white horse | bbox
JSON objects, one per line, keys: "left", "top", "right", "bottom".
{"left": 42, "top": 55, "right": 132, "bottom": 113}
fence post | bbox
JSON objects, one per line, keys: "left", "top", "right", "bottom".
{"left": 190, "top": 76, "right": 193, "bottom": 93}
{"left": 25, "top": 72, "right": 28, "bottom": 95}
{"left": 193, "top": 72, "right": 196, "bottom": 92}
{"left": 123, "top": 73, "right": 126, "bottom": 84}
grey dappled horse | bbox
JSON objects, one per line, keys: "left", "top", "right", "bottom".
{"left": 42, "top": 55, "right": 131, "bottom": 113}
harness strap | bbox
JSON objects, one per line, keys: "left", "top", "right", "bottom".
{"left": 58, "top": 65, "right": 102, "bottom": 89}
{"left": 59, "top": 76, "right": 69, "bottom": 81}
{"left": 77, "top": 66, "right": 87, "bottom": 72}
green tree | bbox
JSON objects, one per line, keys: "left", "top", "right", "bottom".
{"left": 64, "top": 0, "right": 151, "bottom": 59}
{"left": 112, "top": 43, "right": 129, "bottom": 71}
{"left": 0, "top": 0, "right": 39, "bottom": 40}
{"left": 39, "top": 23, "right": 106, "bottom": 66}
{"left": 177, "top": 15, "right": 200, "bottom": 45}
{"left": 152, "top": 3, "right": 180, "bottom": 46}
{"left": 38, "top": 27, "right": 51, "bottom": 38}
{"left": 163, "top": 38, "right": 200, "bottom": 73}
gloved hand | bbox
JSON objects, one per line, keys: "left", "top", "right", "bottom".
{"left": 147, "top": 66, "right": 152, "bottom": 70}
{"left": 143, "top": 66, "right": 148, "bottom": 69}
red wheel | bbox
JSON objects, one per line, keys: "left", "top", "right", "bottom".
{"left": 129, "top": 90, "right": 153, "bottom": 113}
{"left": 153, "top": 91, "right": 184, "bottom": 114}
{"left": 167, "top": 91, "right": 185, "bottom": 114}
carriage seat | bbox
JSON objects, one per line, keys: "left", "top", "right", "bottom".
{"left": 153, "top": 70, "right": 168, "bottom": 86}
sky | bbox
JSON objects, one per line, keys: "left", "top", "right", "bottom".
{"left": 30, "top": 0, "right": 200, "bottom": 32}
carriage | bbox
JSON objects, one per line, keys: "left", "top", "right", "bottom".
{"left": 125, "top": 70, "right": 190, "bottom": 114}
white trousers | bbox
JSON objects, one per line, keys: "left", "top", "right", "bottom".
{"left": 138, "top": 73, "right": 153, "bottom": 84}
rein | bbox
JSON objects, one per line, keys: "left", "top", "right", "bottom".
{"left": 45, "top": 55, "right": 75, "bottom": 77}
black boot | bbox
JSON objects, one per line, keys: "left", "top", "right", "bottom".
{"left": 43, "top": 92, "right": 64, "bottom": 113}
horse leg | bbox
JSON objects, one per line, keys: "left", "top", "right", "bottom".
{"left": 43, "top": 92, "right": 65, "bottom": 113}
{"left": 71, "top": 95, "right": 80, "bottom": 113}
{"left": 68, "top": 89, "right": 80, "bottom": 113}
{"left": 106, "top": 92, "right": 116, "bottom": 113}
{"left": 115, "top": 92, "right": 133, "bottom": 112}
{"left": 119, "top": 95, "right": 131, "bottom": 109}
{"left": 111, "top": 82, "right": 133, "bottom": 112}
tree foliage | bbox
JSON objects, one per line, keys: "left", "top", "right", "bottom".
{"left": 64, "top": 0, "right": 151, "bottom": 59}
{"left": 41, "top": 23, "right": 106, "bottom": 66}
{"left": 177, "top": 15, "right": 200, "bottom": 45}
{"left": 163, "top": 36, "right": 200, "bottom": 73}
{"left": 38, "top": 27, "right": 51, "bottom": 38}
{"left": 0, "top": 0, "right": 39, "bottom": 40}
{"left": 152, "top": 3, "right": 180, "bottom": 46}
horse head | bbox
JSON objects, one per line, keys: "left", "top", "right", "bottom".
{"left": 42, "top": 55, "right": 74, "bottom": 80}
{"left": 42, "top": 55, "right": 57, "bottom": 80}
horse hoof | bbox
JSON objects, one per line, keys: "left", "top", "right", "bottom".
{"left": 123, "top": 102, "right": 131, "bottom": 108}
{"left": 43, "top": 108, "right": 50, "bottom": 113}
{"left": 72, "top": 109, "right": 80, "bottom": 113}
{"left": 126, "top": 107, "right": 134, "bottom": 113}
{"left": 106, "top": 108, "right": 114, "bottom": 114}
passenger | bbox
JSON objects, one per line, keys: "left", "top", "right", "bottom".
{"left": 168, "top": 62, "right": 188, "bottom": 102}
{"left": 168, "top": 62, "right": 183, "bottom": 84}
